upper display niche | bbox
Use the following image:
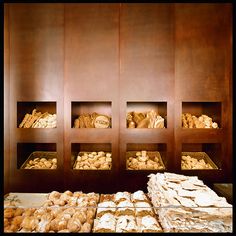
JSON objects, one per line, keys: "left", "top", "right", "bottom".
{"left": 17, "top": 102, "right": 57, "bottom": 128}
{"left": 181, "top": 102, "right": 221, "bottom": 129}
{"left": 126, "top": 102, "right": 167, "bottom": 129}
{"left": 71, "top": 102, "right": 112, "bottom": 128}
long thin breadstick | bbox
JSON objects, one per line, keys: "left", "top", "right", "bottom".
{"left": 19, "top": 113, "right": 30, "bottom": 128}
{"left": 23, "top": 114, "right": 32, "bottom": 128}
{"left": 31, "top": 112, "right": 42, "bottom": 128}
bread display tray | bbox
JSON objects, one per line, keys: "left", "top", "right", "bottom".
{"left": 20, "top": 151, "right": 57, "bottom": 169}
{"left": 126, "top": 151, "right": 165, "bottom": 170}
{"left": 181, "top": 152, "right": 218, "bottom": 170}
{"left": 72, "top": 151, "right": 111, "bottom": 170}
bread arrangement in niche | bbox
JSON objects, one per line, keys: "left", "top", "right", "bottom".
{"left": 181, "top": 155, "right": 215, "bottom": 170}
{"left": 147, "top": 172, "right": 232, "bottom": 232}
{"left": 127, "top": 110, "right": 165, "bottom": 128}
{"left": 73, "top": 112, "right": 111, "bottom": 128}
{"left": 21, "top": 152, "right": 57, "bottom": 169}
{"left": 182, "top": 113, "right": 219, "bottom": 128}
{"left": 126, "top": 151, "right": 165, "bottom": 170}
{"left": 19, "top": 109, "right": 57, "bottom": 128}
{"left": 73, "top": 151, "right": 112, "bottom": 170}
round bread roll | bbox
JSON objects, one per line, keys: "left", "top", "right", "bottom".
{"left": 94, "top": 115, "right": 110, "bottom": 128}
{"left": 67, "top": 218, "right": 81, "bottom": 232}
{"left": 74, "top": 211, "right": 87, "bottom": 224}
{"left": 4, "top": 208, "right": 15, "bottom": 218}
{"left": 4, "top": 218, "right": 9, "bottom": 227}
{"left": 80, "top": 222, "right": 91, "bottom": 232}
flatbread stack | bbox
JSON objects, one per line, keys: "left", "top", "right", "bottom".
{"left": 147, "top": 172, "right": 232, "bottom": 232}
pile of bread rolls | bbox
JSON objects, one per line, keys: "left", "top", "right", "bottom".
{"left": 24, "top": 157, "right": 57, "bottom": 169}
{"left": 182, "top": 113, "right": 218, "bottom": 128}
{"left": 127, "top": 110, "right": 165, "bottom": 128}
{"left": 4, "top": 190, "right": 99, "bottom": 233}
{"left": 127, "top": 151, "right": 164, "bottom": 170}
{"left": 181, "top": 155, "right": 213, "bottom": 169}
{"left": 74, "top": 112, "right": 111, "bottom": 128}
{"left": 19, "top": 109, "right": 56, "bottom": 128}
{"left": 74, "top": 151, "right": 112, "bottom": 170}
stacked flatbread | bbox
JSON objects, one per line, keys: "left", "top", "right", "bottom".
{"left": 147, "top": 172, "right": 232, "bottom": 232}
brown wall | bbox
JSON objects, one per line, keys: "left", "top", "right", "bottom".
{"left": 4, "top": 3, "right": 232, "bottom": 193}
{"left": 4, "top": 4, "right": 10, "bottom": 194}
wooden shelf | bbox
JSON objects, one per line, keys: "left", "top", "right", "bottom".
{"left": 4, "top": 3, "right": 232, "bottom": 193}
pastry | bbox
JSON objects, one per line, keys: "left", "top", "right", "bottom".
{"left": 136, "top": 216, "right": 162, "bottom": 232}
{"left": 114, "top": 192, "right": 131, "bottom": 204}
{"left": 116, "top": 200, "right": 135, "bottom": 216}
{"left": 131, "top": 190, "right": 149, "bottom": 203}
{"left": 97, "top": 201, "right": 116, "bottom": 217}
{"left": 116, "top": 215, "right": 138, "bottom": 233}
{"left": 134, "top": 202, "right": 154, "bottom": 217}
{"left": 93, "top": 213, "right": 116, "bottom": 233}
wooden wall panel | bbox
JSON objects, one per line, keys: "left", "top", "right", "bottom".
{"left": 10, "top": 4, "right": 64, "bottom": 100}
{"left": 175, "top": 4, "right": 230, "bottom": 100}
{"left": 119, "top": 4, "right": 175, "bottom": 190}
{"left": 120, "top": 4, "right": 174, "bottom": 101}
{"left": 9, "top": 3, "right": 65, "bottom": 192}
{"left": 4, "top": 4, "right": 10, "bottom": 194}
{"left": 65, "top": 4, "right": 119, "bottom": 100}
{"left": 64, "top": 4, "right": 120, "bottom": 193}
{"left": 174, "top": 4, "right": 232, "bottom": 182}
{"left": 4, "top": 4, "right": 232, "bottom": 193}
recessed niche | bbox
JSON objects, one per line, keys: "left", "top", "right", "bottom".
{"left": 126, "top": 143, "right": 167, "bottom": 170}
{"left": 71, "top": 143, "right": 112, "bottom": 170}
{"left": 71, "top": 102, "right": 112, "bottom": 128}
{"left": 182, "top": 102, "right": 221, "bottom": 128}
{"left": 17, "top": 101, "right": 57, "bottom": 128}
{"left": 126, "top": 102, "right": 167, "bottom": 128}
{"left": 181, "top": 143, "right": 221, "bottom": 170}
{"left": 17, "top": 143, "right": 57, "bottom": 169}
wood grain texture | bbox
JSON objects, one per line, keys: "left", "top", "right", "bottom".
{"left": 4, "top": 4, "right": 232, "bottom": 193}
{"left": 174, "top": 3, "right": 232, "bottom": 182}
{"left": 175, "top": 3, "right": 230, "bottom": 100}
{"left": 64, "top": 4, "right": 120, "bottom": 192}
{"left": 4, "top": 4, "right": 10, "bottom": 194}
{"left": 120, "top": 4, "right": 174, "bottom": 101}
{"left": 9, "top": 3, "right": 65, "bottom": 192}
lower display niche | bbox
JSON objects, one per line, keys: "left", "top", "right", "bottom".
{"left": 126, "top": 143, "right": 167, "bottom": 171}
{"left": 71, "top": 143, "right": 112, "bottom": 170}
{"left": 181, "top": 143, "right": 221, "bottom": 170}
{"left": 17, "top": 143, "right": 57, "bottom": 169}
